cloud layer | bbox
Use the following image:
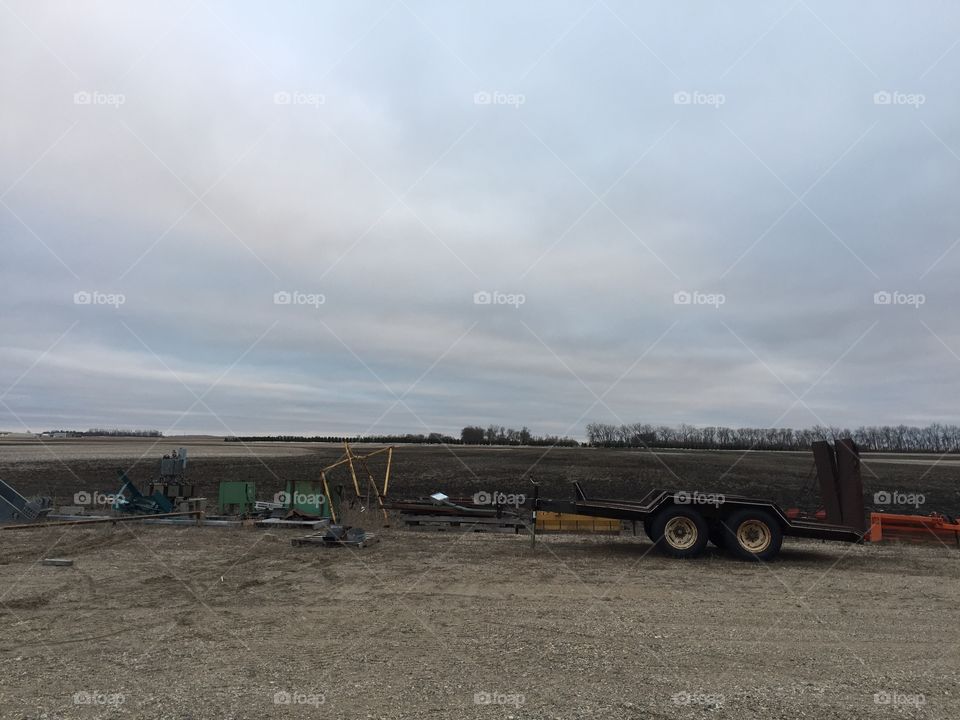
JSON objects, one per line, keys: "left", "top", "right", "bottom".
{"left": 2, "top": 1, "right": 959, "bottom": 436}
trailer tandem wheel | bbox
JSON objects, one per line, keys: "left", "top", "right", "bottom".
{"left": 650, "top": 507, "right": 709, "bottom": 558}
{"left": 708, "top": 526, "right": 726, "bottom": 549}
{"left": 721, "top": 508, "right": 783, "bottom": 561}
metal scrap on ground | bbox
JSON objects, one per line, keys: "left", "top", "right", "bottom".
{"left": 291, "top": 524, "right": 378, "bottom": 548}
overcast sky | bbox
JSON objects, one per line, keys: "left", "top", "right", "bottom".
{"left": 1, "top": 1, "right": 959, "bottom": 438}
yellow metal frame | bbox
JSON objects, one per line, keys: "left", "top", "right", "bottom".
{"left": 317, "top": 443, "right": 394, "bottom": 526}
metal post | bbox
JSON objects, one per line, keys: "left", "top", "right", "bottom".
{"left": 344, "top": 442, "right": 363, "bottom": 498}
{"left": 529, "top": 481, "right": 539, "bottom": 550}
{"left": 383, "top": 446, "right": 393, "bottom": 496}
{"left": 321, "top": 471, "right": 337, "bottom": 524}
{"left": 359, "top": 456, "right": 390, "bottom": 526}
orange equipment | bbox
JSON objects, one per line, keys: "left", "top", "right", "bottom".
{"left": 866, "top": 511, "right": 960, "bottom": 546}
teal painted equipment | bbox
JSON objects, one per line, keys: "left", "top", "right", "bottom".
{"left": 113, "top": 469, "right": 173, "bottom": 514}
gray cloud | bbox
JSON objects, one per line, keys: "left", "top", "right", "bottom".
{"left": 1, "top": 1, "right": 959, "bottom": 436}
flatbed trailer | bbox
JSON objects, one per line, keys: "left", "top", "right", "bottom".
{"left": 534, "top": 483, "right": 863, "bottom": 561}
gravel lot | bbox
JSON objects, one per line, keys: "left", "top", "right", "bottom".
{"left": 1, "top": 524, "right": 957, "bottom": 719}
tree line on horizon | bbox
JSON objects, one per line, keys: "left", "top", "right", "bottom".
{"left": 459, "top": 425, "right": 578, "bottom": 446}
{"left": 224, "top": 427, "right": 579, "bottom": 447}
{"left": 42, "top": 428, "right": 163, "bottom": 437}
{"left": 225, "top": 433, "right": 461, "bottom": 444}
{"left": 34, "top": 422, "right": 959, "bottom": 453}
{"left": 585, "top": 422, "right": 960, "bottom": 453}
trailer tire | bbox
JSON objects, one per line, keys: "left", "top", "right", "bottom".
{"left": 650, "top": 507, "right": 709, "bottom": 558}
{"left": 722, "top": 509, "right": 783, "bottom": 561}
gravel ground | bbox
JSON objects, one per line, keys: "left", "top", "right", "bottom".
{"left": 1, "top": 524, "right": 957, "bottom": 719}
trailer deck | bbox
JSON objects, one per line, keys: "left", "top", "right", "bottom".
{"left": 533, "top": 483, "right": 863, "bottom": 560}
{"left": 541, "top": 487, "right": 862, "bottom": 541}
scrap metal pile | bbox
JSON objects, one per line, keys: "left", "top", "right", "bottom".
{"left": 0, "top": 477, "right": 51, "bottom": 523}
{"left": 0, "top": 442, "right": 392, "bottom": 549}
{"left": 385, "top": 493, "right": 529, "bottom": 533}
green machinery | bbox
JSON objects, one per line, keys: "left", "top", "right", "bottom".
{"left": 214, "top": 443, "right": 394, "bottom": 522}
{"left": 281, "top": 479, "right": 335, "bottom": 518}
{"left": 217, "top": 481, "right": 256, "bottom": 515}
{"left": 216, "top": 480, "right": 336, "bottom": 518}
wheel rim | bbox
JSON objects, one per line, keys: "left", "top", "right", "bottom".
{"left": 664, "top": 516, "right": 698, "bottom": 550}
{"left": 736, "top": 519, "right": 772, "bottom": 554}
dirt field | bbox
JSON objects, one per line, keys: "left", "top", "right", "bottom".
{"left": 2, "top": 438, "right": 958, "bottom": 517}
{"left": 1, "top": 524, "right": 957, "bottom": 719}
{"left": 1, "top": 439, "right": 959, "bottom": 718}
